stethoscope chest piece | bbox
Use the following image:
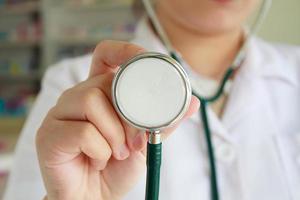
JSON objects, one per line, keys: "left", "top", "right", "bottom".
{"left": 112, "top": 52, "right": 191, "bottom": 200}
{"left": 112, "top": 52, "right": 191, "bottom": 132}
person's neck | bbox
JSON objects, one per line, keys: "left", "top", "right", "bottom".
{"left": 156, "top": 11, "right": 244, "bottom": 81}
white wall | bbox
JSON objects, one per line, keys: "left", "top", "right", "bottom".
{"left": 258, "top": 0, "right": 300, "bottom": 45}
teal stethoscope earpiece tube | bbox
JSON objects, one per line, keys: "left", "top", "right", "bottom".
{"left": 112, "top": 52, "right": 192, "bottom": 200}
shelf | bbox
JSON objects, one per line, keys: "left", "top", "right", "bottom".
{"left": 0, "top": 72, "right": 42, "bottom": 82}
{"left": 0, "top": 116, "right": 25, "bottom": 136}
{"left": 0, "top": 40, "right": 41, "bottom": 49}
{"left": 0, "top": 153, "right": 14, "bottom": 172}
{"left": 0, "top": 1, "right": 40, "bottom": 16}
{"left": 51, "top": 1, "right": 132, "bottom": 13}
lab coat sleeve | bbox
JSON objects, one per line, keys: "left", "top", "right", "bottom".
{"left": 3, "top": 57, "right": 88, "bottom": 200}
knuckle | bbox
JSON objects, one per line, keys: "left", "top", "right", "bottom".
{"left": 121, "top": 43, "right": 144, "bottom": 55}
{"left": 101, "top": 145, "right": 112, "bottom": 161}
{"left": 35, "top": 127, "right": 45, "bottom": 147}
{"left": 35, "top": 116, "right": 56, "bottom": 148}
{"left": 122, "top": 43, "right": 135, "bottom": 52}
{"left": 46, "top": 106, "right": 56, "bottom": 117}
{"left": 92, "top": 72, "right": 114, "bottom": 88}
{"left": 85, "top": 75, "right": 113, "bottom": 100}
{"left": 119, "top": 43, "right": 135, "bottom": 56}
{"left": 57, "top": 88, "right": 74, "bottom": 105}
{"left": 61, "top": 88, "right": 73, "bottom": 97}
{"left": 79, "top": 123, "right": 112, "bottom": 160}
{"left": 95, "top": 40, "right": 112, "bottom": 52}
{"left": 95, "top": 40, "right": 143, "bottom": 57}
{"left": 78, "top": 122, "right": 95, "bottom": 141}
{"left": 80, "top": 88, "right": 101, "bottom": 109}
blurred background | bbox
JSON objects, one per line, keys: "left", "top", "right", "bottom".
{"left": 0, "top": 0, "right": 299, "bottom": 198}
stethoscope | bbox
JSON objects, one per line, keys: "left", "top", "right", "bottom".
{"left": 112, "top": 0, "right": 272, "bottom": 200}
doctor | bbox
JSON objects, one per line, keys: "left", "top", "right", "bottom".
{"left": 4, "top": 0, "right": 300, "bottom": 199}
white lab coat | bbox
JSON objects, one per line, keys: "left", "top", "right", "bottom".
{"left": 4, "top": 19, "right": 300, "bottom": 200}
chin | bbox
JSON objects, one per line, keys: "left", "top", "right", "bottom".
{"left": 163, "top": 0, "right": 256, "bottom": 35}
{"left": 181, "top": 13, "right": 242, "bottom": 36}
{"left": 158, "top": 0, "right": 250, "bottom": 36}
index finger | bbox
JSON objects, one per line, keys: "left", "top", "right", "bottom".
{"left": 89, "top": 40, "right": 146, "bottom": 78}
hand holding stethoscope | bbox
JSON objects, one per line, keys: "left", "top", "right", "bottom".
{"left": 36, "top": 0, "right": 272, "bottom": 199}
{"left": 36, "top": 41, "right": 199, "bottom": 200}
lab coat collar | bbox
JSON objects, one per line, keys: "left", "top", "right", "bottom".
{"left": 220, "top": 36, "right": 298, "bottom": 134}
{"left": 244, "top": 37, "right": 298, "bottom": 87}
{"left": 221, "top": 65, "right": 278, "bottom": 136}
{"left": 220, "top": 36, "right": 297, "bottom": 132}
{"left": 221, "top": 38, "right": 282, "bottom": 139}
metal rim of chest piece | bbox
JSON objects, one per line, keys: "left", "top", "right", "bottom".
{"left": 112, "top": 52, "right": 192, "bottom": 132}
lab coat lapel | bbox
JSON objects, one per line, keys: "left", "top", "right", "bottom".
{"left": 221, "top": 65, "right": 280, "bottom": 139}
{"left": 221, "top": 41, "right": 290, "bottom": 199}
{"left": 221, "top": 38, "right": 277, "bottom": 136}
{"left": 224, "top": 77, "right": 291, "bottom": 199}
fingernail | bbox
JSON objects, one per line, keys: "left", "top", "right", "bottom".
{"left": 118, "top": 144, "right": 130, "bottom": 160}
{"left": 133, "top": 133, "right": 146, "bottom": 151}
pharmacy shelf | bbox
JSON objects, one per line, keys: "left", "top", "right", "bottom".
{"left": 0, "top": 40, "right": 41, "bottom": 48}
{"left": 0, "top": 116, "right": 25, "bottom": 135}
{"left": 47, "top": 0, "right": 132, "bottom": 11}
{"left": 0, "top": 116, "right": 24, "bottom": 191}
{"left": 0, "top": 73, "right": 42, "bottom": 82}
{"left": 0, "top": 1, "right": 40, "bottom": 16}
{"left": 42, "top": 0, "right": 136, "bottom": 67}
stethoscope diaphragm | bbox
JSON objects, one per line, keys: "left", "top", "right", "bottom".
{"left": 112, "top": 52, "right": 191, "bottom": 132}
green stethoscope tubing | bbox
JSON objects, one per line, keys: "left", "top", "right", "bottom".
{"left": 194, "top": 67, "right": 235, "bottom": 200}
{"left": 146, "top": 141, "right": 162, "bottom": 200}
{"left": 173, "top": 53, "right": 235, "bottom": 200}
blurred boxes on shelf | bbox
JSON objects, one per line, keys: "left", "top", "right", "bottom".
{"left": 0, "top": 0, "right": 138, "bottom": 197}
{"left": 43, "top": 0, "right": 136, "bottom": 66}
{"left": 0, "top": 84, "right": 36, "bottom": 118}
{"left": 0, "top": 116, "right": 24, "bottom": 199}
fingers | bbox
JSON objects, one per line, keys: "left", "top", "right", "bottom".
{"left": 123, "top": 124, "right": 147, "bottom": 152}
{"left": 76, "top": 123, "right": 112, "bottom": 170}
{"left": 52, "top": 82, "right": 129, "bottom": 161}
{"left": 87, "top": 40, "right": 147, "bottom": 152}
{"left": 54, "top": 72, "right": 147, "bottom": 155}
{"left": 49, "top": 39, "right": 199, "bottom": 160}
{"left": 89, "top": 40, "right": 145, "bottom": 77}
{"left": 36, "top": 120, "right": 112, "bottom": 170}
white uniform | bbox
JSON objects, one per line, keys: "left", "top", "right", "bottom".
{"left": 4, "top": 19, "right": 300, "bottom": 200}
